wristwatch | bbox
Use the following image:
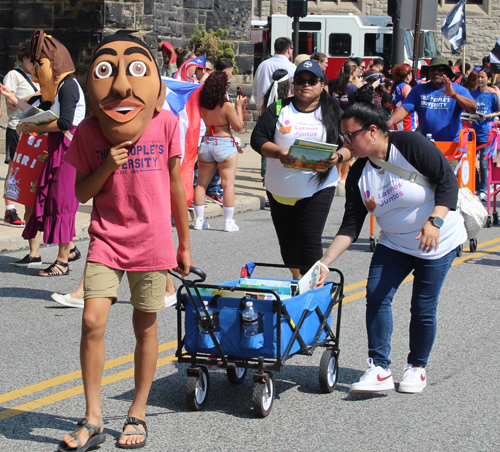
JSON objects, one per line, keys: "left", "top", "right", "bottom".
{"left": 428, "top": 216, "right": 444, "bottom": 228}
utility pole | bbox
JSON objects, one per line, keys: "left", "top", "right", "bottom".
{"left": 412, "top": 0, "right": 423, "bottom": 81}
{"left": 388, "top": 0, "right": 405, "bottom": 67}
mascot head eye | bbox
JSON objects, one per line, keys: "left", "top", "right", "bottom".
{"left": 95, "top": 62, "right": 114, "bottom": 79}
{"left": 129, "top": 61, "right": 147, "bottom": 77}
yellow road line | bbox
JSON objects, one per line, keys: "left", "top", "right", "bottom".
{"left": 0, "top": 355, "right": 177, "bottom": 422}
{"left": 0, "top": 340, "right": 177, "bottom": 405}
{"left": 2, "top": 239, "right": 500, "bottom": 421}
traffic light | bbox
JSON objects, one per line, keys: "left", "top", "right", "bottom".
{"left": 387, "top": 0, "right": 401, "bottom": 19}
{"left": 287, "top": 0, "right": 308, "bottom": 18}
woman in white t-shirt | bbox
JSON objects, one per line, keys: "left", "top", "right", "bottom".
{"left": 251, "top": 60, "right": 351, "bottom": 278}
{"left": 2, "top": 40, "right": 39, "bottom": 227}
{"left": 318, "top": 101, "right": 466, "bottom": 395}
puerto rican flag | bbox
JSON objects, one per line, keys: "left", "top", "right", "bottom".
{"left": 162, "top": 77, "right": 202, "bottom": 208}
{"left": 173, "top": 55, "right": 206, "bottom": 82}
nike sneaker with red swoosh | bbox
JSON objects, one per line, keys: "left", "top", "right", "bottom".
{"left": 398, "top": 364, "right": 427, "bottom": 393}
{"left": 350, "top": 358, "right": 395, "bottom": 393}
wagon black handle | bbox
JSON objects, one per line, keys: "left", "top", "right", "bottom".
{"left": 169, "top": 264, "right": 206, "bottom": 284}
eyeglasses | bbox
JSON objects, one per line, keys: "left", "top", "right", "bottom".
{"left": 295, "top": 77, "right": 321, "bottom": 86}
{"left": 359, "top": 66, "right": 366, "bottom": 70}
{"left": 342, "top": 127, "right": 368, "bottom": 144}
{"left": 429, "top": 66, "right": 447, "bottom": 73}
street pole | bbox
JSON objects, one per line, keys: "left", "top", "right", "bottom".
{"left": 391, "top": 16, "right": 405, "bottom": 66}
{"left": 293, "top": 16, "right": 299, "bottom": 61}
{"left": 412, "top": 0, "right": 423, "bottom": 81}
{"left": 462, "top": 0, "right": 467, "bottom": 76}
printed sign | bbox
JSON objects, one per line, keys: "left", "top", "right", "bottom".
{"left": 4, "top": 133, "right": 48, "bottom": 207}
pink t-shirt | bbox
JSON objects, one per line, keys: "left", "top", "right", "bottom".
{"left": 161, "top": 42, "right": 177, "bottom": 64}
{"left": 64, "top": 110, "right": 182, "bottom": 271}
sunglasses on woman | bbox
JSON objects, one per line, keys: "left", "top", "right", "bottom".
{"left": 342, "top": 127, "right": 368, "bottom": 144}
{"left": 295, "top": 77, "right": 321, "bottom": 86}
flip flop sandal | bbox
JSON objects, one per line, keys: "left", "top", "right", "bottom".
{"left": 68, "top": 246, "right": 81, "bottom": 262}
{"left": 116, "top": 417, "right": 148, "bottom": 449}
{"left": 39, "top": 260, "right": 69, "bottom": 277}
{"left": 58, "top": 418, "right": 106, "bottom": 452}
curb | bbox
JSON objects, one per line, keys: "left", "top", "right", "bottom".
{"left": 1, "top": 196, "right": 264, "bottom": 253}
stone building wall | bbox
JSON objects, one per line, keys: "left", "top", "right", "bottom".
{"left": 253, "top": 0, "right": 500, "bottom": 67}
{"left": 0, "top": 0, "right": 104, "bottom": 84}
{"left": 1, "top": 0, "right": 254, "bottom": 89}
{"left": 154, "top": 0, "right": 254, "bottom": 88}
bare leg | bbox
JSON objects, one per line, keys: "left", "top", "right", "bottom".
{"left": 290, "top": 268, "right": 301, "bottom": 279}
{"left": 61, "top": 297, "right": 112, "bottom": 449}
{"left": 39, "top": 242, "right": 70, "bottom": 275}
{"left": 218, "top": 152, "right": 238, "bottom": 208}
{"left": 28, "top": 232, "right": 41, "bottom": 258}
{"left": 71, "top": 273, "right": 85, "bottom": 299}
{"left": 193, "top": 159, "right": 217, "bottom": 207}
{"left": 117, "top": 309, "right": 158, "bottom": 447}
{"left": 165, "top": 273, "right": 175, "bottom": 297}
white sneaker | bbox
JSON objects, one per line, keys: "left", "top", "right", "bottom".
{"left": 193, "top": 218, "right": 209, "bottom": 230}
{"left": 479, "top": 192, "right": 487, "bottom": 202}
{"left": 51, "top": 293, "right": 84, "bottom": 309}
{"left": 398, "top": 364, "right": 427, "bottom": 393}
{"left": 164, "top": 293, "right": 177, "bottom": 307}
{"left": 224, "top": 219, "right": 239, "bottom": 232}
{"left": 350, "top": 358, "right": 395, "bottom": 394}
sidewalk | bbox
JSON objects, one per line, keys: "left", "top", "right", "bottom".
{"left": 0, "top": 129, "right": 266, "bottom": 252}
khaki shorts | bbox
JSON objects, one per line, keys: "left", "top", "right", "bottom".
{"left": 84, "top": 262, "right": 167, "bottom": 313}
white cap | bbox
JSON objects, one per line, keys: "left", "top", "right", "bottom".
{"left": 246, "top": 301, "right": 253, "bottom": 306}
{"left": 203, "top": 300, "right": 209, "bottom": 306}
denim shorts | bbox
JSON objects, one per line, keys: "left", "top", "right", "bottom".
{"left": 198, "top": 136, "right": 237, "bottom": 163}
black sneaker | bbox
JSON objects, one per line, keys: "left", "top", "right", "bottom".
{"left": 264, "top": 199, "right": 271, "bottom": 211}
{"left": 4, "top": 209, "right": 24, "bottom": 228}
{"left": 13, "top": 254, "right": 43, "bottom": 268}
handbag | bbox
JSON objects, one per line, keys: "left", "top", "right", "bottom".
{"left": 368, "top": 157, "right": 486, "bottom": 239}
{"left": 456, "top": 187, "right": 487, "bottom": 239}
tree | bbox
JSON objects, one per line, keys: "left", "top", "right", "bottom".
{"left": 189, "top": 24, "right": 238, "bottom": 74}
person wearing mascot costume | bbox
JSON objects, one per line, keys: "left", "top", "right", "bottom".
{"left": 0, "top": 30, "right": 85, "bottom": 274}
{"left": 59, "top": 31, "right": 193, "bottom": 451}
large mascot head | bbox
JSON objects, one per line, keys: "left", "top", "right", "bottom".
{"left": 87, "top": 31, "right": 166, "bottom": 144}
{"left": 29, "top": 30, "right": 75, "bottom": 104}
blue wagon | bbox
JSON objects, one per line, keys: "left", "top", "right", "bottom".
{"left": 171, "top": 262, "right": 344, "bottom": 417}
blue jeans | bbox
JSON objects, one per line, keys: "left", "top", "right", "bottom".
{"left": 365, "top": 244, "right": 457, "bottom": 369}
{"left": 476, "top": 142, "right": 488, "bottom": 196}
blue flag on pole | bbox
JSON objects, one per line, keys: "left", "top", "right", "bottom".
{"left": 441, "top": 0, "right": 466, "bottom": 54}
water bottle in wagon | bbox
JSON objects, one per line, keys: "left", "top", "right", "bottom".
{"left": 242, "top": 301, "right": 259, "bottom": 336}
{"left": 198, "top": 300, "right": 213, "bottom": 335}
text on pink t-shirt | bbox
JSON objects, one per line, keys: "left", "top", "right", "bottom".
{"left": 64, "top": 110, "right": 182, "bottom": 271}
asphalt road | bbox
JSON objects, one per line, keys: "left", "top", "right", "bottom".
{"left": 1, "top": 197, "right": 499, "bottom": 452}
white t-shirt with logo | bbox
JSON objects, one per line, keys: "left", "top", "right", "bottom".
{"left": 264, "top": 101, "right": 339, "bottom": 198}
{"left": 339, "top": 131, "right": 467, "bottom": 259}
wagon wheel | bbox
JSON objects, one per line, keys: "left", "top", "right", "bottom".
{"left": 469, "top": 238, "right": 477, "bottom": 253}
{"left": 493, "top": 211, "right": 498, "bottom": 225}
{"left": 319, "top": 348, "right": 339, "bottom": 393}
{"left": 186, "top": 366, "right": 209, "bottom": 411}
{"left": 252, "top": 372, "right": 275, "bottom": 418}
{"left": 487, "top": 216, "right": 492, "bottom": 228}
{"left": 369, "top": 236, "right": 377, "bottom": 252}
{"left": 227, "top": 365, "right": 247, "bottom": 385}
{"left": 456, "top": 244, "right": 463, "bottom": 257}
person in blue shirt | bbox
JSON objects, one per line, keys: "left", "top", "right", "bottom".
{"left": 389, "top": 57, "right": 477, "bottom": 142}
{"left": 471, "top": 68, "right": 500, "bottom": 200}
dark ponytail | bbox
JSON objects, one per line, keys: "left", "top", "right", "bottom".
{"left": 315, "top": 90, "right": 343, "bottom": 186}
